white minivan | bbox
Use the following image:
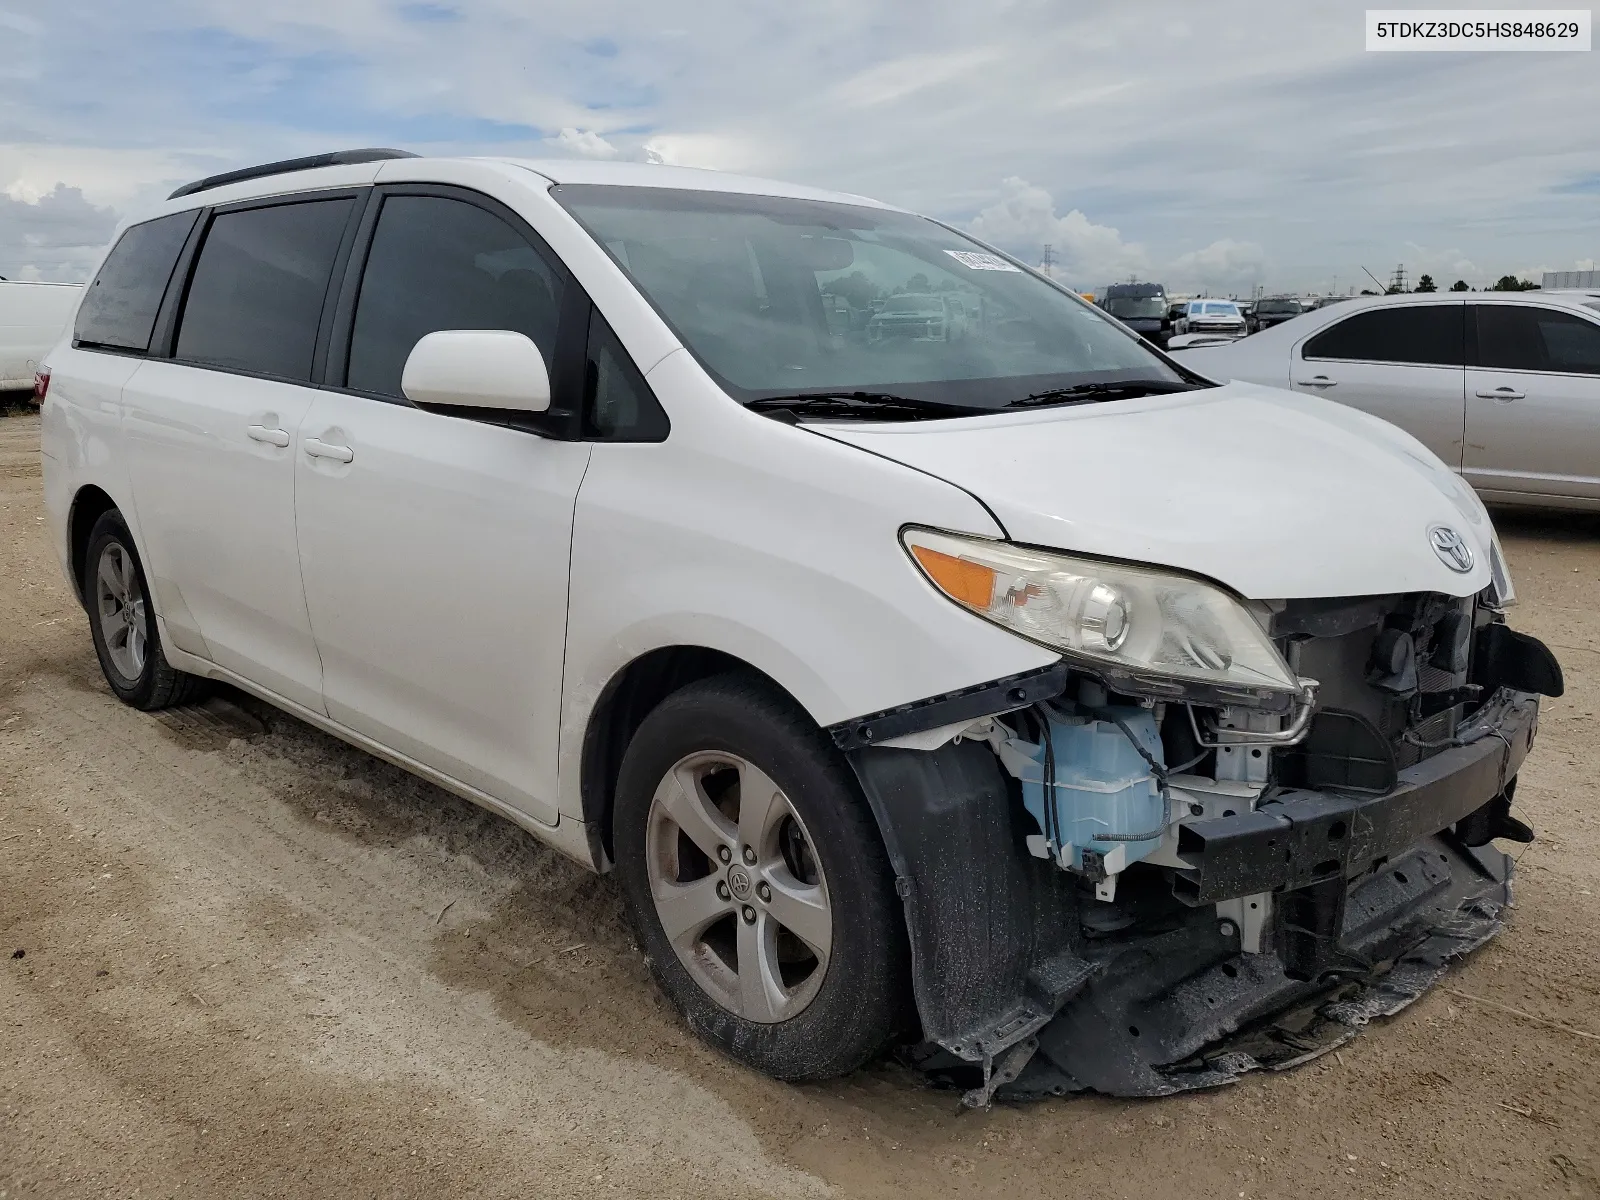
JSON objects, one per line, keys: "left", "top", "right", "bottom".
{"left": 40, "top": 150, "right": 1562, "bottom": 1102}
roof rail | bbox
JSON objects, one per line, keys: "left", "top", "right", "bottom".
{"left": 167, "top": 148, "right": 419, "bottom": 201}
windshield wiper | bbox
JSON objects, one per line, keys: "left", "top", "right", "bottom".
{"left": 1005, "top": 379, "right": 1200, "bottom": 409}
{"left": 747, "top": 391, "right": 970, "bottom": 422}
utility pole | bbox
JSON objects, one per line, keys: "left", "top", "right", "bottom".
{"left": 1039, "top": 244, "right": 1057, "bottom": 278}
{"left": 1389, "top": 263, "right": 1408, "bottom": 293}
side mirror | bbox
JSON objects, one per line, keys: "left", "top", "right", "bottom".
{"left": 400, "top": 329, "right": 551, "bottom": 413}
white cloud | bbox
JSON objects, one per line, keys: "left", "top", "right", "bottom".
{"left": 0, "top": 184, "right": 119, "bottom": 282}
{"left": 550, "top": 128, "right": 618, "bottom": 159}
{"left": 3, "top": 1, "right": 1600, "bottom": 291}
{"left": 966, "top": 177, "right": 1149, "bottom": 287}
{"left": 1169, "top": 238, "right": 1268, "bottom": 294}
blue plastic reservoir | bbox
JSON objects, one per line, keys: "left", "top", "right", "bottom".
{"left": 1009, "top": 707, "right": 1166, "bottom": 874}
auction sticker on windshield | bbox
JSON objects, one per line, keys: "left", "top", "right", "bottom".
{"left": 944, "top": 250, "right": 1021, "bottom": 272}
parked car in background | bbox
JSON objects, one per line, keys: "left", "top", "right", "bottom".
{"left": 40, "top": 150, "right": 1559, "bottom": 1104}
{"left": 0, "top": 280, "right": 82, "bottom": 391}
{"left": 1097, "top": 281, "right": 1173, "bottom": 348}
{"left": 1171, "top": 292, "right": 1600, "bottom": 509}
{"left": 867, "top": 292, "right": 965, "bottom": 343}
{"left": 1176, "top": 298, "right": 1247, "bottom": 339}
{"left": 1252, "top": 296, "right": 1305, "bottom": 331}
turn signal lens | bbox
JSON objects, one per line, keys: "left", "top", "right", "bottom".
{"left": 909, "top": 545, "right": 996, "bottom": 608}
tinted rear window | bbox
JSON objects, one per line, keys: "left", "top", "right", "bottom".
{"left": 175, "top": 198, "right": 354, "bottom": 381}
{"left": 1476, "top": 305, "right": 1600, "bottom": 375}
{"left": 73, "top": 211, "right": 199, "bottom": 352}
{"left": 1303, "top": 304, "right": 1464, "bottom": 366}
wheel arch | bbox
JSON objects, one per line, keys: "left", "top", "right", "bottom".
{"left": 67, "top": 483, "right": 121, "bottom": 607}
{"left": 579, "top": 645, "right": 815, "bottom": 866}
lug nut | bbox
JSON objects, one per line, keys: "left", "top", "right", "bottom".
{"left": 757, "top": 882, "right": 771, "bottom": 903}
{"left": 741, "top": 905, "right": 757, "bottom": 925}
{"left": 716, "top": 881, "right": 730, "bottom": 901}
{"left": 742, "top": 846, "right": 757, "bottom": 865}
{"left": 717, "top": 845, "right": 732, "bottom": 863}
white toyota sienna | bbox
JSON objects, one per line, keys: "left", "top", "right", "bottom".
{"left": 39, "top": 149, "right": 1562, "bottom": 1103}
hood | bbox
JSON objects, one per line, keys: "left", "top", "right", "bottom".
{"left": 810, "top": 381, "right": 1495, "bottom": 600}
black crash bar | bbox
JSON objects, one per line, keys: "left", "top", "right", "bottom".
{"left": 1173, "top": 689, "right": 1540, "bottom": 904}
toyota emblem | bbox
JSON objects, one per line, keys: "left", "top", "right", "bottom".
{"left": 1428, "top": 525, "right": 1475, "bottom": 574}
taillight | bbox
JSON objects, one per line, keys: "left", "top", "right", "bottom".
{"left": 33, "top": 370, "right": 50, "bottom": 402}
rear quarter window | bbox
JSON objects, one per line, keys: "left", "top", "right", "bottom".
{"left": 73, "top": 211, "right": 200, "bottom": 353}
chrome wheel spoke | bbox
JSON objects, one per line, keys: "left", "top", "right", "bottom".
{"left": 657, "top": 766, "right": 735, "bottom": 860}
{"left": 736, "top": 759, "right": 786, "bottom": 852}
{"left": 762, "top": 875, "right": 832, "bottom": 959}
{"left": 736, "top": 914, "right": 787, "bottom": 1023}
{"left": 98, "top": 553, "right": 126, "bottom": 602}
{"left": 653, "top": 874, "right": 732, "bottom": 950}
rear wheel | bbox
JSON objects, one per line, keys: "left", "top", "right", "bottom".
{"left": 613, "top": 674, "right": 907, "bottom": 1080}
{"left": 85, "top": 510, "right": 208, "bottom": 710}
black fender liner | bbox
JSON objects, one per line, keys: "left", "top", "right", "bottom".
{"left": 846, "top": 740, "right": 1096, "bottom": 1065}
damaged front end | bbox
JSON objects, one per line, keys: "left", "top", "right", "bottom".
{"left": 832, "top": 588, "right": 1562, "bottom": 1103}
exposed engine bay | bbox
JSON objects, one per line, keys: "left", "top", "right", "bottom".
{"left": 832, "top": 590, "right": 1562, "bottom": 1103}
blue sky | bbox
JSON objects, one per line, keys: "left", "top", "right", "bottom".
{"left": 2, "top": 0, "right": 1597, "bottom": 291}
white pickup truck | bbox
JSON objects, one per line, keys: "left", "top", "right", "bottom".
{"left": 0, "top": 280, "right": 82, "bottom": 392}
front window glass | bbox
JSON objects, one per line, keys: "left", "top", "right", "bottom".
{"left": 1255, "top": 299, "right": 1302, "bottom": 315}
{"left": 347, "top": 196, "right": 563, "bottom": 398}
{"left": 553, "top": 185, "right": 1184, "bottom": 409}
{"left": 1304, "top": 304, "right": 1464, "bottom": 366}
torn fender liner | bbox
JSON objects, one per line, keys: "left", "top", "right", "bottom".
{"left": 907, "top": 834, "right": 1511, "bottom": 1100}
{"left": 846, "top": 741, "right": 1096, "bottom": 1063}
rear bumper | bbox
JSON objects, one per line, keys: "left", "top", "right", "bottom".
{"left": 1173, "top": 689, "right": 1539, "bottom": 903}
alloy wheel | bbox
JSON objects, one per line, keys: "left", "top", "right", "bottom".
{"left": 645, "top": 751, "right": 832, "bottom": 1023}
{"left": 95, "top": 540, "right": 147, "bottom": 682}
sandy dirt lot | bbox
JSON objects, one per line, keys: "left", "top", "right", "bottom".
{"left": 2, "top": 407, "right": 1598, "bottom": 1199}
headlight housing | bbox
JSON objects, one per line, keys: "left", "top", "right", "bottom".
{"left": 1487, "top": 530, "right": 1516, "bottom": 608}
{"left": 903, "top": 528, "right": 1300, "bottom": 705}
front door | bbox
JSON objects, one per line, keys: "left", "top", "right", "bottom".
{"left": 1291, "top": 300, "right": 1467, "bottom": 467}
{"left": 294, "top": 191, "right": 589, "bottom": 823}
{"left": 1464, "top": 302, "right": 1600, "bottom": 502}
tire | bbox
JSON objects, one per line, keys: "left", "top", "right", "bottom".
{"left": 84, "top": 510, "right": 208, "bottom": 711}
{"left": 613, "top": 673, "right": 908, "bottom": 1080}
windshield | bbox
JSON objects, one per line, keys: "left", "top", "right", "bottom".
{"left": 1255, "top": 299, "right": 1302, "bottom": 315}
{"left": 1191, "top": 301, "right": 1240, "bottom": 317}
{"left": 1104, "top": 297, "right": 1167, "bottom": 319}
{"left": 552, "top": 185, "right": 1186, "bottom": 409}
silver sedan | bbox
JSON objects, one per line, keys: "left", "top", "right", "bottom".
{"left": 1171, "top": 291, "right": 1600, "bottom": 510}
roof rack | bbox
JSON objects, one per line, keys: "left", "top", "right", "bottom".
{"left": 167, "top": 148, "right": 419, "bottom": 201}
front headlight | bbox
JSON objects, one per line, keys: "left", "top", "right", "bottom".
{"left": 903, "top": 528, "right": 1300, "bottom": 701}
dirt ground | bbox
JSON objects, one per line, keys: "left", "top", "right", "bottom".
{"left": 2, "top": 407, "right": 1597, "bottom": 1200}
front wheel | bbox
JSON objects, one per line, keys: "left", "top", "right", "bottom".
{"left": 613, "top": 674, "right": 908, "bottom": 1080}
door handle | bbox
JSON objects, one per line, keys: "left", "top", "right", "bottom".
{"left": 1474, "top": 387, "right": 1525, "bottom": 401}
{"left": 1294, "top": 375, "right": 1337, "bottom": 389}
{"left": 246, "top": 424, "right": 291, "bottom": 448}
{"left": 304, "top": 437, "right": 354, "bottom": 463}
